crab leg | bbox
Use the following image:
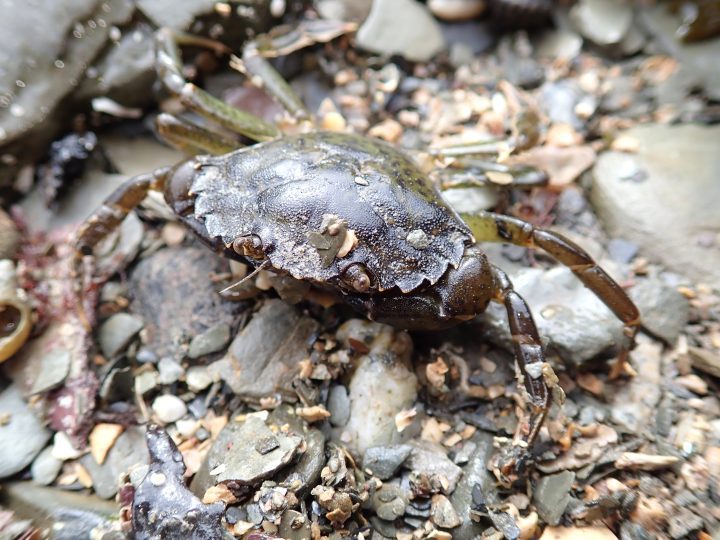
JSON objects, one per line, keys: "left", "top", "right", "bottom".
{"left": 156, "top": 28, "right": 281, "bottom": 142}
{"left": 489, "top": 264, "right": 551, "bottom": 473}
{"left": 156, "top": 113, "right": 242, "bottom": 156}
{"left": 461, "top": 210, "right": 641, "bottom": 376}
{"left": 71, "top": 170, "right": 170, "bottom": 329}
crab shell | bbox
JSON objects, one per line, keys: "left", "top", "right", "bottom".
{"left": 190, "top": 132, "right": 474, "bottom": 294}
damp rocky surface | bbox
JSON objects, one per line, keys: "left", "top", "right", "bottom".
{"left": 1, "top": 1, "right": 720, "bottom": 539}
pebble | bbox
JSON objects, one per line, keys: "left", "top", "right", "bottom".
{"left": 363, "top": 444, "right": 412, "bottom": 480}
{"left": 371, "top": 483, "right": 408, "bottom": 521}
{"left": 533, "top": 471, "right": 576, "bottom": 525}
{"left": 537, "top": 29, "right": 583, "bottom": 61}
{"left": 0, "top": 385, "right": 52, "bottom": 478}
{"left": 430, "top": 493, "right": 461, "bottom": 528}
{"left": 152, "top": 394, "right": 187, "bottom": 424}
{"left": 630, "top": 276, "right": 689, "bottom": 344}
{"left": 592, "top": 124, "right": 720, "bottom": 288}
{"left": 334, "top": 320, "right": 417, "bottom": 456}
{"left": 157, "top": 357, "right": 184, "bottom": 385}
{"left": 405, "top": 440, "right": 463, "bottom": 493}
{"left": 356, "top": 0, "right": 445, "bottom": 62}
{"left": 134, "top": 370, "right": 159, "bottom": 396}
{"left": 98, "top": 313, "right": 144, "bottom": 359}
{"left": 607, "top": 238, "right": 638, "bottom": 264}
{"left": 539, "top": 80, "right": 584, "bottom": 130}
{"left": 188, "top": 323, "right": 231, "bottom": 359}
{"left": 428, "top": 0, "right": 486, "bottom": 21}
{"left": 688, "top": 347, "right": 720, "bottom": 378}
{"left": 31, "top": 446, "right": 63, "bottom": 486}
{"left": 570, "top": 0, "right": 633, "bottom": 47}
{"left": 185, "top": 366, "right": 213, "bottom": 392}
{"left": 327, "top": 385, "right": 351, "bottom": 427}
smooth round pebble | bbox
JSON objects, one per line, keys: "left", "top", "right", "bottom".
{"left": 152, "top": 394, "right": 187, "bottom": 423}
{"left": 186, "top": 366, "right": 213, "bottom": 392}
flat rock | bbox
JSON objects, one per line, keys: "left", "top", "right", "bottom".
{"left": 405, "top": 440, "right": 463, "bottom": 493}
{"left": 533, "top": 471, "right": 576, "bottom": 526}
{"left": 192, "top": 413, "right": 302, "bottom": 494}
{"left": 98, "top": 313, "right": 144, "bottom": 359}
{"left": 31, "top": 446, "right": 63, "bottom": 486}
{"left": 130, "top": 247, "right": 245, "bottom": 359}
{"left": 188, "top": 323, "right": 231, "bottom": 359}
{"left": 363, "top": 444, "right": 413, "bottom": 480}
{"left": 481, "top": 265, "right": 626, "bottom": 366}
{"left": 630, "top": 276, "right": 689, "bottom": 344}
{"left": 591, "top": 124, "right": 720, "bottom": 288}
{"left": 0, "top": 385, "right": 52, "bottom": 478}
{"left": 213, "top": 299, "right": 319, "bottom": 399}
{"left": 357, "top": 0, "right": 445, "bottom": 62}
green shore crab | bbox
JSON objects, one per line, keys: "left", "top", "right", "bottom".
{"left": 72, "top": 21, "right": 640, "bottom": 477}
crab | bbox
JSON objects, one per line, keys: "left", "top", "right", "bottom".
{"left": 71, "top": 21, "right": 640, "bottom": 477}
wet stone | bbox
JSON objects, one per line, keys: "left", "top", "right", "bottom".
{"left": 0, "top": 209, "right": 20, "bottom": 259}
{"left": 192, "top": 413, "right": 302, "bottom": 494}
{"left": 356, "top": 0, "right": 445, "bottom": 62}
{"left": 278, "top": 509, "right": 312, "bottom": 540}
{"left": 133, "top": 426, "right": 224, "bottom": 540}
{"left": 0, "top": 385, "right": 52, "bottom": 478}
{"left": 185, "top": 366, "right": 213, "bottom": 392}
{"left": 157, "top": 357, "right": 184, "bottom": 385}
{"left": 215, "top": 299, "right": 319, "bottom": 399}
{"left": 430, "top": 494, "right": 461, "bottom": 529}
{"left": 327, "top": 384, "right": 351, "bottom": 427}
{"left": 570, "top": 0, "right": 633, "bottom": 47}
{"left": 130, "top": 247, "right": 245, "bottom": 359}
{"left": 371, "top": 483, "right": 408, "bottom": 521}
{"left": 152, "top": 394, "right": 187, "bottom": 424}
{"left": 533, "top": 471, "right": 576, "bottom": 526}
{"left": 607, "top": 238, "right": 638, "bottom": 264}
{"left": 405, "top": 440, "right": 463, "bottom": 493}
{"left": 98, "top": 313, "right": 144, "bottom": 359}
{"left": 363, "top": 444, "right": 412, "bottom": 480}
{"left": 31, "top": 446, "right": 63, "bottom": 486}
{"left": 630, "top": 276, "right": 689, "bottom": 344}
{"left": 188, "top": 323, "right": 231, "bottom": 359}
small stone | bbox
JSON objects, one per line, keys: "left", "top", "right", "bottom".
{"left": 357, "top": 0, "right": 445, "bottom": 62}
{"left": 157, "top": 357, "right": 184, "bottom": 385}
{"left": 688, "top": 347, "right": 720, "bottom": 378}
{"left": 98, "top": 313, "right": 144, "bottom": 358}
{"left": 429, "top": 0, "right": 486, "bottom": 21}
{"left": 372, "top": 484, "right": 408, "bottom": 521}
{"left": 430, "top": 494, "right": 461, "bottom": 528}
{"left": 31, "top": 446, "right": 63, "bottom": 486}
{"left": 89, "top": 423, "right": 124, "bottom": 465}
{"left": 152, "top": 394, "right": 187, "bottom": 424}
{"left": 51, "top": 431, "right": 84, "bottom": 461}
{"left": 630, "top": 277, "right": 689, "bottom": 345}
{"left": 327, "top": 385, "right": 351, "bottom": 427}
{"left": 540, "top": 526, "right": 618, "bottom": 540}
{"left": 405, "top": 440, "right": 463, "bottom": 493}
{"left": 614, "top": 452, "right": 680, "bottom": 471}
{"left": 0, "top": 208, "right": 20, "bottom": 259}
{"left": 188, "top": 323, "right": 231, "bottom": 359}
{"left": 607, "top": 238, "right": 638, "bottom": 263}
{"left": 135, "top": 370, "right": 158, "bottom": 396}
{"left": 533, "top": 471, "right": 576, "bottom": 526}
{"left": 186, "top": 366, "right": 213, "bottom": 392}
{"left": 0, "top": 385, "right": 52, "bottom": 478}
{"left": 570, "top": 0, "right": 633, "bottom": 47}
{"left": 363, "top": 445, "right": 412, "bottom": 480}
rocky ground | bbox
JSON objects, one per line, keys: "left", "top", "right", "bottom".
{"left": 1, "top": 1, "right": 720, "bottom": 539}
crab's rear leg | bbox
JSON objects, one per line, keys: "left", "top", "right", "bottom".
{"left": 461, "top": 210, "right": 641, "bottom": 377}
{"left": 156, "top": 28, "right": 281, "bottom": 142}
{"left": 487, "top": 264, "right": 554, "bottom": 479}
{"left": 71, "top": 169, "right": 170, "bottom": 329}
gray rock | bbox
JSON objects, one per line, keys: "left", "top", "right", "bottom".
{"left": 536, "top": 29, "right": 583, "bottom": 60}
{"left": 152, "top": 394, "right": 187, "bottom": 424}
{"left": 192, "top": 413, "right": 302, "bottom": 494}
{"left": 441, "top": 186, "right": 499, "bottom": 214}
{"left": 607, "top": 238, "right": 638, "bottom": 264}
{"left": 157, "top": 357, "right": 184, "bottom": 385}
{"left": 363, "top": 445, "right": 413, "bottom": 480}
{"left": 533, "top": 471, "right": 576, "bottom": 525}
{"left": 327, "top": 384, "right": 351, "bottom": 427}
{"left": 130, "top": 247, "right": 245, "bottom": 359}
{"left": 357, "top": 0, "right": 445, "bottom": 62}
{"left": 631, "top": 276, "right": 689, "bottom": 345}
{"left": 450, "top": 432, "right": 496, "bottom": 540}
{"left": 371, "top": 483, "right": 408, "bottom": 521}
{"left": 406, "top": 440, "right": 463, "bottom": 493}
{"left": 98, "top": 313, "right": 144, "bottom": 359}
{"left": 185, "top": 366, "right": 213, "bottom": 392}
{"left": 481, "top": 266, "right": 626, "bottom": 366}
{"left": 592, "top": 124, "right": 720, "bottom": 288}
{"left": 135, "top": 370, "right": 159, "bottom": 396}
{"left": 539, "top": 80, "right": 584, "bottom": 130}
{"left": 0, "top": 385, "right": 52, "bottom": 478}
{"left": 80, "top": 426, "right": 149, "bottom": 499}
{"left": 31, "top": 446, "right": 63, "bottom": 486}
{"left": 316, "top": 0, "right": 372, "bottom": 23}
{"left": 188, "top": 323, "right": 231, "bottom": 359}
{"left": 570, "top": 0, "right": 633, "bottom": 47}
{"left": 440, "top": 21, "right": 497, "bottom": 55}
{"left": 7, "top": 326, "right": 72, "bottom": 395}
{"left": 214, "top": 300, "right": 319, "bottom": 399}
{"left": 430, "top": 494, "right": 461, "bottom": 528}
{"left": 0, "top": 209, "right": 20, "bottom": 259}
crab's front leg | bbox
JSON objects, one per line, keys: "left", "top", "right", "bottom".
{"left": 71, "top": 169, "right": 170, "bottom": 329}
{"left": 462, "top": 211, "right": 641, "bottom": 378}
{"left": 486, "top": 264, "right": 557, "bottom": 482}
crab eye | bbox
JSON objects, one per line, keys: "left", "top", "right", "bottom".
{"left": 341, "top": 263, "right": 373, "bottom": 293}
{"left": 232, "top": 235, "right": 265, "bottom": 260}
